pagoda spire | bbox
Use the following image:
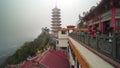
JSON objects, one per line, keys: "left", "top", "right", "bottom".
{"left": 55, "top": 1, "right": 57, "bottom": 8}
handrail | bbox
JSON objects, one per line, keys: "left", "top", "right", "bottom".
{"left": 69, "top": 33, "right": 120, "bottom": 67}
{"left": 68, "top": 39, "right": 90, "bottom": 68}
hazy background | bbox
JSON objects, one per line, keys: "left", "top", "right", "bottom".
{"left": 0, "top": 0, "right": 100, "bottom": 65}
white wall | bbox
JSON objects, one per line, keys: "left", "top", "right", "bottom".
{"left": 58, "top": 39, "right": 68, "bottom": 47}
{"left": 58, "top": 31, "right": 68, "bottom": 39}
{"left": 57, "top": 30, "right": 69, "bottom": 48}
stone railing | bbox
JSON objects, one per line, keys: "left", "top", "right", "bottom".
{"left": 69, "top": 32, "right": 120, "bottom": 63}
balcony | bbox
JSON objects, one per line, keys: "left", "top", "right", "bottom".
{"left": 69, "top": 32, "right": 120, "bottom": 67}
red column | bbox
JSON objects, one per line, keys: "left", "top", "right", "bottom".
{"left": 87, "top": 21, "right": 90, "bottom": 32}
{"left": 111, "top": 7, "right": 116, "bottom": 31}
{"left": 92, "top": 17, "right": 94, "bottom": 29}
{"left": 99, "top": 15, "right": 103, "bottom": 33}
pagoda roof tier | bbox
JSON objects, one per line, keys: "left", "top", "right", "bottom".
{"left": 51, "top": 30, "right": 59, "bottom": 32}
{"left": 83, "top": 0, "right": 120, "bottom": 21}
{"left": 52, "top": 14, "right": 60, "bottom": 15}
{"left": 52, "top": 12, "right": 60, "bottom": 14}
{"left": 52, "top": 15, "right": 60, "bottom": 17}
{"left": 52, "top": 13, "right": 60, "bottom": 15}
{"left": 52, "top": 8, "right": 60, "bottom": 11}
{"left": 52, "top": 18, "right": 61, "bottom": 20}
{"left": 51, "top": 24, "right": 61, "bottom": 26}
{"left": 51, "top": 21, "right": 61, "bottom": 23}
{"left": 51, "top": 27, "right": 61, "bottom": 29}
{"left": 51, "top": 26, "right": 61, "bottom": 27}
{"left": 67, "top": 25, "right": 75, "bottom": 28}
{"left": 52, "top": 12, "right": 60, "bottom": 15}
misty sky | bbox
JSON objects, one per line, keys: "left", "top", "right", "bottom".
{"left": 0, "top": 0, "right": 100, "bottom": 41}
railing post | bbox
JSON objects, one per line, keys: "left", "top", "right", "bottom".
{"left": 112, "top": 33, "right": 117, "bottom": 58}
{"left": 116, "top": 35, "right": 120, "bottom": 61}
{"left": 96, "top": 33, "right": 99, "bottom": 50}
{"left": 77, "top": 33, "right": 79, "bottom": 40}
{"left": 76, "top": 33, "right": 77, "bottom": 39}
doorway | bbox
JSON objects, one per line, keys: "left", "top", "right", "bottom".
{"left": 103, "top": 21, "right": 110, "bottom": 34}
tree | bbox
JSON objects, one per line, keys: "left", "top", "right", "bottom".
{"left": 4, "top": 27, "right": 50, "bottom": 66}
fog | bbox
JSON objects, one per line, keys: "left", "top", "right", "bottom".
{"left": 0, "top": 0, "right": 100, "bottom": 40}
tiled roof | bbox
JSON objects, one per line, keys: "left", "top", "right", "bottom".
{"left": 39, "top": 50, "right": 69, "bottom": 68}
{"left": 20, "top": 50, "right": 69, "bottom": 68}
{"left": 20, "top": 61, "right": 33, "bottom": 68}
{"left": 19, "top": 56, "right": 40, "bottom": 68}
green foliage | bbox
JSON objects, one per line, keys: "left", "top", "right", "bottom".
{"left": 4, "top": 29, "right": 50, "bottom": 65}
{"left": 49, "top": 42, "right": 56, "bottom": 49}
{"left": 77, "top": 21, "right": 87, "bottom": 28}
{"left": 49, "top": 37, "right": 56, "bottom": 49}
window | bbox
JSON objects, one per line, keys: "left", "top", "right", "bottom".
{"left": 56, "top": 40, "right": 59, "bottom": 44}
{"left": 61, "top": 31, "right": 66, "bottom": 34}
{"left": 61, "top": 47, "right": 67, "bottom": 50}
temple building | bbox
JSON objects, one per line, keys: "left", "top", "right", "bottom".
{"left": 56, "top": 0, "right": 120, "bottom": 68}
{"left": 51, "top": 6, "right": 61, "bottom": 38}
{"left": 6, "top": 0, "right": 120, "bottom": 68}
{"left": 19, "top": 50, "right": 69, "bottom": 68}
{"left": 83, "top": 0, "right": 120, "bottom": 34}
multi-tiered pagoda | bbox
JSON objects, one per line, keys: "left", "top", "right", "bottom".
{"left": 51, "top": 6, "right": 61, "bottom": 38}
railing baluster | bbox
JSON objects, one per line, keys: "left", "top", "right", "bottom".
{"left": 69, "top": 32, "right": 120, "bottom": 63}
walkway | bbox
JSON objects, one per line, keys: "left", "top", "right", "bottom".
{"left": 69, "top": 37, "right": 114, "bottom": 68}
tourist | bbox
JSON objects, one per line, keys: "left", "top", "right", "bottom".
{"left": 96, "top": 27, "right": 101, "bottom": 35}
{"left": 91, "top": 28, "right": 96, "bottom": 38}
{"left": 108, "top": 27, "right": 113, "bottom": 42}
{"left": 80, "top": 31, "right": 85, "bottom": 37}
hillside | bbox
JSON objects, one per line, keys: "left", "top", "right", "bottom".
{"left": 3, "top": 27, "right": 50, "bottom": 67}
